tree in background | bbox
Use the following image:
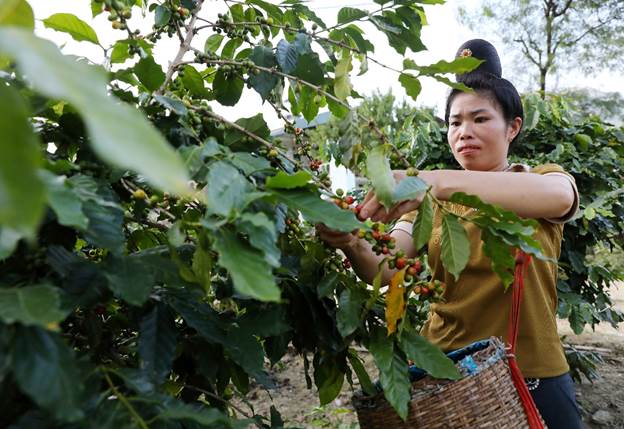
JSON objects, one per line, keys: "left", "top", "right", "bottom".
{"left": 458, "top": 0, "right": 624, "bottom": 95}
{"left": 559, "top": 88, "right": 624, "bottom": 126}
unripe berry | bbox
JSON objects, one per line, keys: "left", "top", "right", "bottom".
{"left": 132, "top": 189, "right": 147, "bottom": 200}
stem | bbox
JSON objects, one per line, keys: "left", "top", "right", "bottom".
{"left": 178, "top": 384, "right": 253, "bottom": 419}
{"left": 104, "top": 372, "right": 149, "bottom": 429}
{"left": 156, "top": 0, "right": 205, "bottom": 95}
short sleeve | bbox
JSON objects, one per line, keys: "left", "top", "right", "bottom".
{"left": 530, "top": 164, "right": 580, "bottom": 223}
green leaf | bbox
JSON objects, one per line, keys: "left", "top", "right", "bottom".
{"left": 224, "top": 114, "right": 270, "bottom": 149}
{"left": 343, "top": 25, "right": 374, "bottom": 53}
{"left": 0, "top": 284, "right": 68, "bottom": 327}
{"left": 406, "top": 56, "right": 483, "bottom": 76}
{"left": 347, "top": 349, "right": 376, "bottom": 396}
{"left": 337, "top": 7, "right": 368, "bottom": 24}
{"left": 139, "top": 303, "right": 177, "bottom": 383}
{"left": 399, "top": 330, "right": 461, "bottom": 379}
{"left": 368, "top": 327, "right": 410, "bottom": 420}
{"left": 293, "top": 52, "right": 325, "bottom": 85}
{"left": 134, "top": 55, "right": 165, "bottom": 92}
{"left": 42, "top": 13, "right": 99, "bottom": 44}
{"left": 482, "top": 229, "right": 514, "bottom": 289}
{"left": 205, "top": 161, "right": 251, "bottom": 216}
{"left": 0, "top": 227, "right": 21, "bottom": 260}
{"left": 154, "top": 94, "right": 188, "bottom": 116}
{"left": 156, "top": 399, "right": 236, "bottom": 427}
{"left": 104, "top": 255, "right": 155, "bottom": 306}
{"left": 412, "top": 194, "right": 433, "bottom": 250}
{"left": 181, "top": 65, "right": 208, "bottom": 98}
{"left": 110, "top": 40, "right": 131, "bottom": 64}
{"left": 313, "top": 353, "right": 345, "bottom": 405}
{"left": 213, "top": 68, "right": 244, "bottom": 106}
{"left": 13, "top": 326, "right": 84, "bottom": 422}
{"left": 0, "top": 0, "right": 34, "bottom": 29}
{"left": 213, "top": 229, "right": 280, "bottom": 301}
{"left": 192, "top": 243, "right": 213, "bottom": 291}
{"left": 399, "top": 73, "right": 421, "bottom": 101}
{"left": 220, "top": 38, "right": 243, "bottom": 59}
{"left": 0, "top": 29, "right": 190, "bottom": 195}
{"left": 229, "top": 152, "right": 271, "bottom": 175}
{"left": 204, "top": 34, "right": 224, "bottom": 53}
{"left": 237, "top": 212, "right": 280, "bottom": 267}
{"left": 82, "top": 203, "right": 125, "bottom": 254}
{"left": 440, "top": 214, "right": 470, "bottom": 281}
{"left": 41, "top": 171, "right": 88, "bottom": 230}
{"left": 249, "top": 45, "right": 279, "bottom": 100}
{"left": 237, "top": 304, "right": 290, "bottom": 337}
{"left": 266, "top": 171, "right": 312, "bottom": 189}
{"left": 366, "top": 145, "right": 395, "bottom": 208}
{"left": 248, "top": 0, "right": 283, "bottom": 22}
{"left": 392, "top": 176, "right": 428, "bottom": 203}
{"left": 272, "top": 189, "right": 364, "bottom": 232}
{"left": 276, "top": 38, "right": 300, "bottom": 74}
{"left": 300, "top": 84, "right": 319, "bottom": 123}
{"left": 334, "top": 53, "right": 352, "bottom": 101}
{"left": 337, "top": 286, "right": 367, "bottom": 337}
{"left": 154, "top": 5, "right": 171, "bottom": 27}
{"left": 0, "top": 84, "right": 45, "bottom": 239}
{"left": 317, "top": 271, "right": 339, "bottom": 298}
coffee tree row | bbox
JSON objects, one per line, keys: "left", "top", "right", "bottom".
{"left": 0, "top": 0, "right": 596, "bottom": 427}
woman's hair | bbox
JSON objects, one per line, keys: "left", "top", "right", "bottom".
{"left": 444, "top": 39, "right": 523, "bottom": 142}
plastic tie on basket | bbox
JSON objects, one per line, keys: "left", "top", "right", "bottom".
{"left": 409, "top": 338, "right": 504, "bottom": 381}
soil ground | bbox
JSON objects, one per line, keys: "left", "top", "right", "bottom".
{"left": 238, "top": 283, "right": 624, "bottom": 428}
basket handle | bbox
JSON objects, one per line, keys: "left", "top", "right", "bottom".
{"left": 506, "top": 250, "right": 544, "bottom": 429}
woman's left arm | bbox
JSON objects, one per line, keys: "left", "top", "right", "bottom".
{"left": 419, "top": 170, "right": 576, "bottom": 220}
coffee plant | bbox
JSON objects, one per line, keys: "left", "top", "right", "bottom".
{"left": 0, "top": 0, "right": 619, "bottom": 427}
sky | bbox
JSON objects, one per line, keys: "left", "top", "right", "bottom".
{"left": 30, "top": 0, "right": 624, "bottom": 130}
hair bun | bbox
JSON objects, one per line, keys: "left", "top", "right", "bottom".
{"left": 455, "top": 39, "right": 502, "bottom": 79}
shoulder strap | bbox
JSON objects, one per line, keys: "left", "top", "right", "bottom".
{"left": 507, "top": 250, "right": 544, "bottom": 429}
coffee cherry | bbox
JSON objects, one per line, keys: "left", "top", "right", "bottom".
{"left": 336, "top": 188, "right": 344, "bottom": 197}
{"left": 268, "top": 149, "right": 279, "bottom": 158}
{"left": 406, "top": 167, "right": 419, "bottom": 177}
{"left": 395, "top": 257, "right": 407, "bottom": 269}
{"left": 342, "top": 258, "right": 351, "bottom": 269}
{"left": 132, "top": 189, "right": 147, "bottom": 200}
{"left": 344, "top": 196, "right": 354, "bottom": 205}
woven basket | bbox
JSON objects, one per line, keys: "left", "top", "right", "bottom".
{"left": 353, "top": 337, "right": 543, "bottom": 429}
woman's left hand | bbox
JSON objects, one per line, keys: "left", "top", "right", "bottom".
{"left": 357, "top": 170, "right": 430, "bottom": 223}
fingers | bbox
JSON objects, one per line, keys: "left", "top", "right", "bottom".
{"left": 316, "top": 224, "right": 357, "bottom": 249}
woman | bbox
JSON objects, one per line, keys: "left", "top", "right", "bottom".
{"left": 317, "top": 39, "right": 583, "bottom": 428}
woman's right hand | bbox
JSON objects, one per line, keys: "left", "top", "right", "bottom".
{"left": 315, "top": 224, "right": 358, "bottom": 251}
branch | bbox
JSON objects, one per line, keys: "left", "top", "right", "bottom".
{"left": 103, "top": 372, "right": 149, "bottom": 429}
{"left": 553, "top": 0, "right": 573, "bottom": 17}
{"left": 156, "top": 0, "right": 205, "bottom": 96}
{"left": 513, "top": 38, "right": 542, "bottom": 67}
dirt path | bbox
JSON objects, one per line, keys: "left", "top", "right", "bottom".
{"left": 240, "top": 283, "right": 624, "bottom": 428}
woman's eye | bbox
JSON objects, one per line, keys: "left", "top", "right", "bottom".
{"left": 475, "top": 117, "right": 488, "bottom": 123}
{"left": 450, "top": 121, "right": 460, "bottom": 127}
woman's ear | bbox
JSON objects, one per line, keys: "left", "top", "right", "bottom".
{"left": 507, "top": 117, "right": 523, "bottom": 143}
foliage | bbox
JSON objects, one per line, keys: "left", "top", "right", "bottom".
{"left": 458, "top": 0, "right": 624, "bottom": 93}
{"left": 0, "top": 0, "right": 585, "bottom": 426}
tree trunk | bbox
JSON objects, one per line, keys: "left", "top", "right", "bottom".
{"left": 539, "top": 69, "right": 547, "bottom": 99}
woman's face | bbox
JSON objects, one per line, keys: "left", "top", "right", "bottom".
{"left": 447, "top": 92, "right": 521, "bottom": 171}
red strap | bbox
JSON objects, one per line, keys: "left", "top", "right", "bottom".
{"left": 507, "top": 250, "right": 544, "bottom": 429}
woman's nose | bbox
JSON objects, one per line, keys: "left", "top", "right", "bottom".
{"left": 459, "top": 122, "right": 473, "bottom": 139}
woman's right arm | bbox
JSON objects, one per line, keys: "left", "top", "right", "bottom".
{"left": 316, "top": 224, "right": 416, "bottom": 285}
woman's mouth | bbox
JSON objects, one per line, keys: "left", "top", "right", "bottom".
{"left": 457, "top": 145, "right": 481, "bottom": 155}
